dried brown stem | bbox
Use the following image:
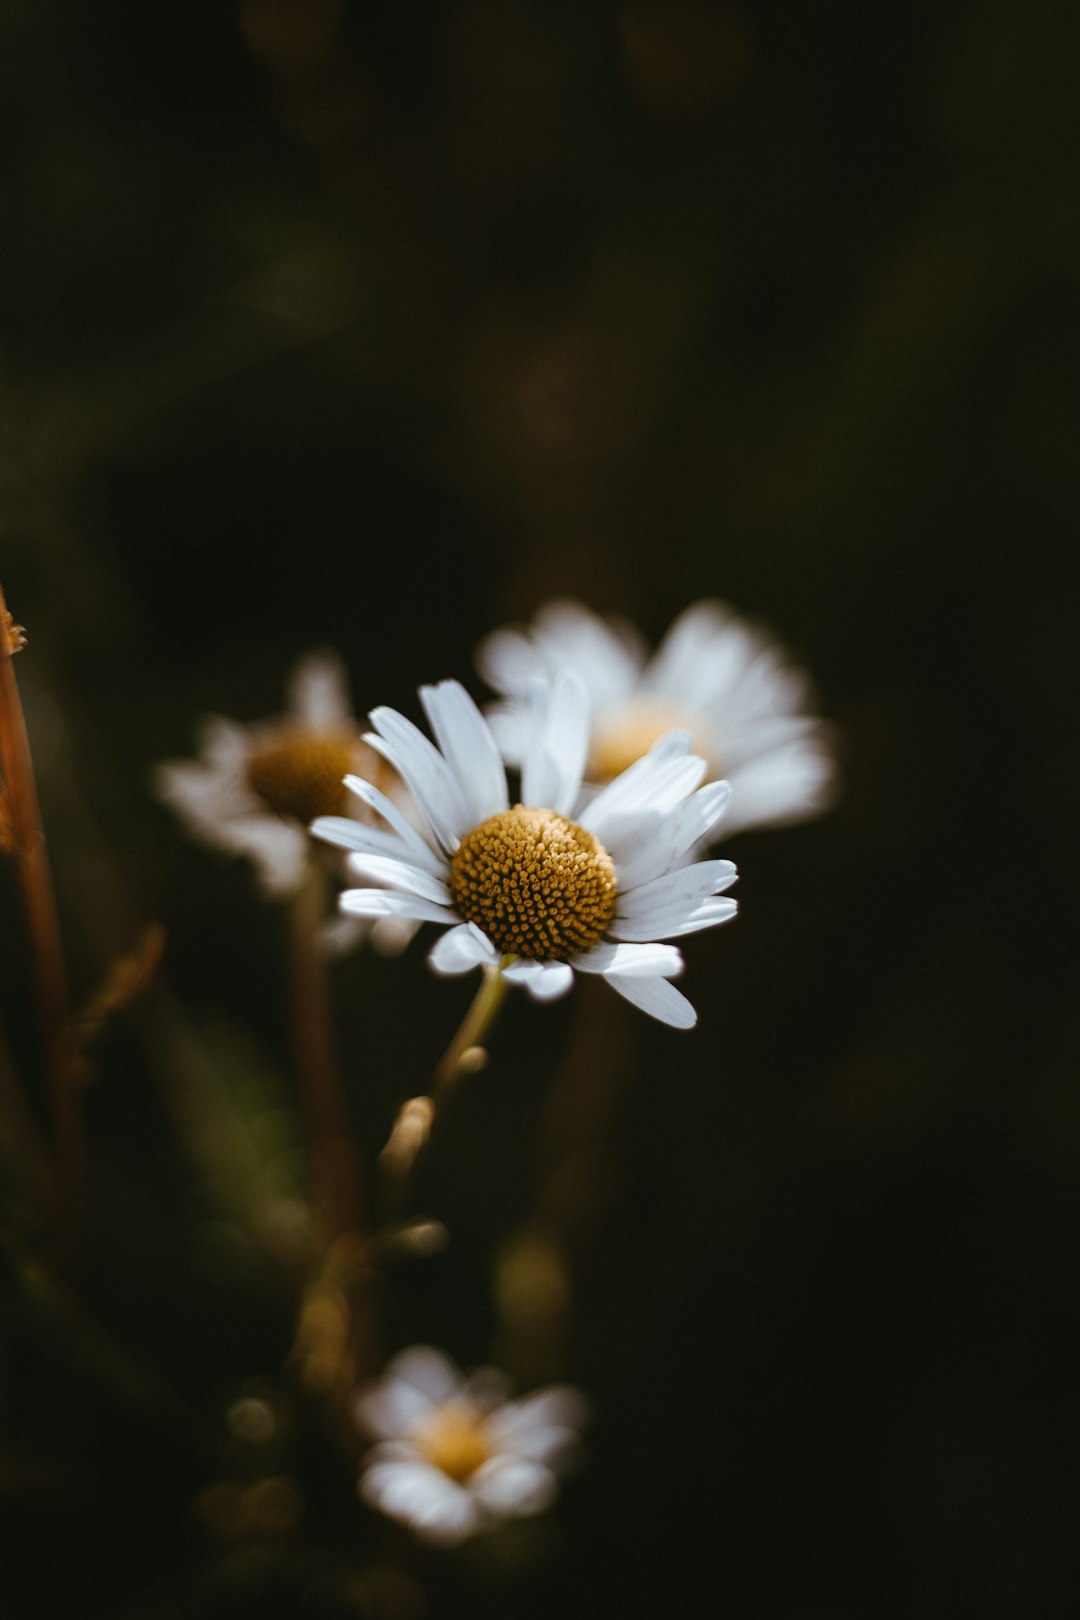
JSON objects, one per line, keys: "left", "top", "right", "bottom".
{"left": 0, "top": 582, "right": 76, "bottom": 1248}
{"left": 287, "top": 854, "right": 363, "bottom": 1246}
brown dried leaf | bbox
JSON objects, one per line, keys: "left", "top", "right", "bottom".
{"left": 70, "top": 924, "right": 167, "bottom": 1079}
{"left": 3, "top": 608, "right": 26, "bottom": 655}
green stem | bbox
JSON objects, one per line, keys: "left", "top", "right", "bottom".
{"left": 431, "top": 961, "right": 511, "bottom": 1096}
{"left": 380, "top": 962, "right": 511, "bottom": 1204}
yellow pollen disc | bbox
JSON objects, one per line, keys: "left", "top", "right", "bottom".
{"left": 416, "top": 1405, "right": 492, "bottom": 1484}
{"left": 245, "top": 727, "right": 359, "bottom": 823}
{"left": 449, "top": 805, "right": 617, "bottom": 961}
{"left": 589, "top": 698, "right": 713, "bottom": 783}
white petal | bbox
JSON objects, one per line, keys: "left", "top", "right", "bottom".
{"left": 641, "top": 601, "right": 740, "bottom": 708}
{"left": 476, "top": 627, "right": 546, "bottom": 699}
{"left": 428, "top": 923, "right": 499, "bottom": 976}
{"left": 613, "top": 779, "right": 733, "bottom": 888}
{"left": 319, "top": 914, "right": 369, "bottom": 956}
{"left": 616, "top": 860, "right": 737, "bottom": 919}
{"left": 386, "top": 1346, "right": 465, "bottom": 1403}
{"left": 420, "top": 681, "right": 509, "bottom": 825}
{"left": 530, "top": 599, "right": 645, "bottom": 707}
{"left": 719, "top": 741, "right": 836, "bottom": 836}
{"left": 153, "top": 754, "right": 253, "bottom": 831}
{"left": 592, "top": 755, "right": 711, "bottom": 869}
{"left": 604, "top": 973, "right": 697, "bottom": 1028}
{"left": 370, "top": 915, "right": 421, "bottom": 956}
{"left": 502, "top": 959, "right": 574, "bottom": 1001}
{"left": 470, "top": 1456, "right": 558, "bottom": 1518}
{"left": 360, "top": 1460, "right": 480, "bottom": 1544}
{"left": 194, "top": 715, "right": 251, "bottom": 771}
{"left": 287, "top": 649, "right": 353, "bottom": 729}
{"left": 608, "top": 896, "right": 737, "bottom": 941}
{"left": 339, "top": 890, "right": 458, "bottom": 926}
{"left": 340, "top": 776, "right": 445, "bottom": 872}
{"left": 315, "top": 814, "right": 440, "bottom": 874}
{"left": 221, "top": 816, "right": 308, "bottom": 896}
{"left": 356, "top": 1379, "right": 434, "bottom": 1441}
{"left": 344, "top": 853, "right": 452, "bottom": 905}
{"left": 366, "top": 707, "right": 472, "bottom": 854}
{"left": 478, "top": 601, "right": 644, "bottom": 710}
{"left": 486, "top": 1387, "right": 590, "bottom": 1460}
{"left": 578, "top": 733, "right": 699, "bottom": 850}
{"left": 719, "top": 712, "right": 821, "bottom": 766}
{"left": 520, "top": 673, "right": 589, "bottom": 817}
{"left": 483, "top": 702, "right": 531, "bottom": 768}
{"left": 572, "top": 942, "right": 683, "bottom": 978}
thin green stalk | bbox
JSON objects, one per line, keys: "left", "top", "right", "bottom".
{"left": 432, "top": 960, "right": 511, "bottom": 1096}
{"left": 379, "top": 962, "right": 511, "bottom": 1204}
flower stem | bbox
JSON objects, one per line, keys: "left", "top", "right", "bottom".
{"left": 379, "top": 963, "right": 511, "bottom": 1201}
{"left": 432, "top": 961, "right": 511, "bottom": 1097}
{"left": 287, "top": 853, "right": 363, "bottom": 1245}
{"left": 0, "top": 582, "right": 74, "bottom": 1251}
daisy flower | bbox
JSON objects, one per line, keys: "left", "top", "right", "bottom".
{"left": 356, "top": 1345, "right": 587, "bottom": 1546}
{"left": 477, "top": 598, "right": 835, "bottom": 837}
{"left": 312, "top": 674, "right": 737, "bottom": 1028}
{"left": 155, "top": 650, "right": 394, "bottom": 902}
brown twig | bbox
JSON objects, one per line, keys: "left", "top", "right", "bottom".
{"left": 0, "top": 583, "right": 76, "bottom": 1250}
{"left": 287, "top": 854, "right": 363, "bottom": 1245}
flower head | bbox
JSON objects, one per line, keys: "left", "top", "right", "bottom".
{"left": 154, "top": 651, "right": 388, "bottom": 900}
{"left": 478, "top": 599, "right": 835, "bottom": 837}
{"left": 356, "top": 1346, "right": 587, "bottom": 1546}
{"left": 313, "top": 674, "right": 737, "bottom": 1027}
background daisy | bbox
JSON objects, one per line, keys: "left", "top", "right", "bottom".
{"left": 356, "top": 1345, "right": 587, "bottom": 1546}
{"left": 155, "top": 650, "right": 385, "bottom": 900}
{"left": 478, "top": 598, "right": 836, "bottom": 837}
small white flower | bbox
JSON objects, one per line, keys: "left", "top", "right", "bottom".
{"left": 154, "top": 652, "right": 407, "bottom": 934}
{"left": 356, "top": 1346, "right": 587, "bottom": 1546}
{"left": 313, "top": 674, "right": 737, "bottom": 1028}
{"left": 478, "top": 599, "right": 836, "bottom": 837}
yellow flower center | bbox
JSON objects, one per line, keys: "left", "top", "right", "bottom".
{"left": 589, "top": 698, "right": 713, "bottom": 783}
{"left": 449, "top": 805, "right": 617, "bottom": 961}
{"left": 245, "top": 727, "right": 359, "bottom": 823}
{"left": 415, "top": 1404, "right": 492, "bottom": 1484}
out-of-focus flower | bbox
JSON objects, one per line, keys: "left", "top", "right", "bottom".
{"left": 155, "top": 651, "right": 387, "bottom": 901}
{"left": 356, "top": 1346, "right": 587, "bottom": 1546}
{"left": 313, "top": 674, "right": 736, "bottom": 1028}
{"left": 478, "top": 599, "right": 836, "bottom": 837}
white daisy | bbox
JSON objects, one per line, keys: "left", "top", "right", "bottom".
{"left": 312, "top": 674, "right": 737, "bottom": 1029}
{"left": 478, "top": 598, "right": 835, "bottom": 837}
{"left": 355, "top": 1345, "right": 587, "bottom": 1546}
{"left": 154, "top": 650, "right": 396, "bottom": 905}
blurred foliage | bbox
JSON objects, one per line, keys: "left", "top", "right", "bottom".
{"left": 2, "top": 2, "right": 1080, "bottom": 1617}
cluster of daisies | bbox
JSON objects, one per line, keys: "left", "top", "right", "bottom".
{"left": 158, "top": 598, "right": 833, "bottom": 1031}
{"left": 156, "top": 598, "right": 834, "bottom": 1541}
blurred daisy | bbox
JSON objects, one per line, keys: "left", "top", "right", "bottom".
{"left": 155, "top": 651, "right": 391, "bottom": 903}
{"left": 478, "top": 599, "right": 835, "bottom": 837}
{"left": 313, "top": 674, "right": 736, "bottom": 1028}
{"left": 356, "top": 1345, "right": 587, "bottom": 1546}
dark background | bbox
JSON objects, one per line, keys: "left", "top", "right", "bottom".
{"left": 2, "top": 2, "right": 1080, "bottom": 1616}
